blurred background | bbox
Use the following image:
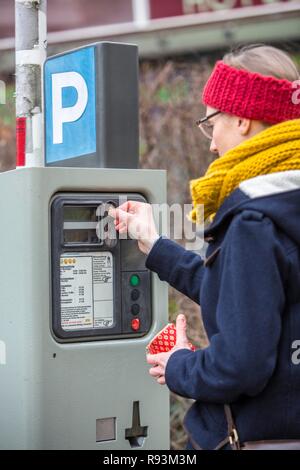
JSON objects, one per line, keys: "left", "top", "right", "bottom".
{"left": 0, "top": 0, "right": 299, "bottom": 449}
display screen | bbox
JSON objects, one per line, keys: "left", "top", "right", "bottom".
{"left": 64, "top": 230, "right": 99, "bottom": 244}
{"left": 64, "top": 206, "right": 97, "bottom": 222}
{"left": 63, "top": 204, "right": 117, "bottom": 244}
{"left": 63, "top": 206, "right": 98, "bottom": 243}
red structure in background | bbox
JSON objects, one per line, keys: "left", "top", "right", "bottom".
{"left": 150, "top": 0, "right": 183, "bottom": 19}
{"left": 149, "top": 0, "right": 289, "bottom": 18}
{"left": 0, "top": 0, "right": 292, "bottom": 40}
{"left": 0, "top": 0, "right": 133, "bottom": 39}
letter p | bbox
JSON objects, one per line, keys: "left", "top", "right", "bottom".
{"left": 52, "top": 71, "right": 88, "bottom": 144}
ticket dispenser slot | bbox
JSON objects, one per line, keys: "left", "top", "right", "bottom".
{"left": 51, "top": 193, "right": 151, "bottom": 342}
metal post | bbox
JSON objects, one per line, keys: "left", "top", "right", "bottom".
{"left": 132, "top": 0, "right": 150, "bottom": 28}
{"left": 15, "top": 0, "right": 47, "bottom": 167}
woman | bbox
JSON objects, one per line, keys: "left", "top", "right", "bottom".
{"left": 109, "top": 45, "right": 300, "bottom": 449}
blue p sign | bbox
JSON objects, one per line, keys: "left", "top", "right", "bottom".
{"left": 45, "top": 46, "right": 96, "bottom": 164}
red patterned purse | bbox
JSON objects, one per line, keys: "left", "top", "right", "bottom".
{"left": 146, "top": 323, "right": 196, "bottom": 354}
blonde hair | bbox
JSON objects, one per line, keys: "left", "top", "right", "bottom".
{"left": 223, "top": 44, "right": 299, "bottom": 82}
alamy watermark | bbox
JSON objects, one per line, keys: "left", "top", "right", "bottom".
{"left": 95, "top": 197, "right": 206, "bottom": 252}
{"left": 291, "top": 340, "right": 300, "bottom": 365}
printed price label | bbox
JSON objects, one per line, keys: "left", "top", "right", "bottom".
{"left": 60, "top": 252, "right": 113, "bottom": 330}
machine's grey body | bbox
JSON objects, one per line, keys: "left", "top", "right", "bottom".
{"left": 0, "top": 167, "right": 169, "bottom": 450}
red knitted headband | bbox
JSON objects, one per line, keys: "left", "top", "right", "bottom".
{"left": 202, "top": 60, "right": 300, "bottom": 124}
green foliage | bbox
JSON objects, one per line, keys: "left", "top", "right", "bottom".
{"left": 156, "top": 81, "right": 189, "bottom": 105}
{"left": 168, "top": 297, "right": 178, "bottom": 322}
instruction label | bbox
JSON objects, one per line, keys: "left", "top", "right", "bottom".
{"left": 60, "top": 252, "right": 113, "bottom": 330}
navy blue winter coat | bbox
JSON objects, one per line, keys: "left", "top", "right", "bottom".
{"left": 145, "top": 170, "right": 300, "bottom": 449}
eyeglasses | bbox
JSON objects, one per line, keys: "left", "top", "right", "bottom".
{"left": 196, "top": 110, "right": 221, "bottom": 140}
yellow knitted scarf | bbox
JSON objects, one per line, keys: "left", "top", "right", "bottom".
{"left": 189, "top": 119, "right": 300, "bottom": 224}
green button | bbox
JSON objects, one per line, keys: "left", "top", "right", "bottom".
{"left": 130, "top": 274, "right": 140, "bottom": 287}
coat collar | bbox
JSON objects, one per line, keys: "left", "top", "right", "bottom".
{"left": 204, "top": 188, "right": 249, "bottom": 239}
{"left": 204, "top": 170, "right": 300, "bottom": 242}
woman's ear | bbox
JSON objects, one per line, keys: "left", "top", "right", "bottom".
{"left": 237, "top": 117, "right": 251, "bottom": 136}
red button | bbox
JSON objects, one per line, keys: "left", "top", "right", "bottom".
{"left": 131, "top": 318, "right": 140, "bottom": 331}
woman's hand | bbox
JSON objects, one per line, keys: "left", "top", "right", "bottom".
{"left": 147, "top": 314, "right": 193, "bottom": 385}
{"left": 108, "top": 201, "right": 159, "bottom": 255}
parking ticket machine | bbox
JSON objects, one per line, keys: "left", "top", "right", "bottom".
{"left": 51, "top": 193, "right": 151, "bottom": 342}
{"left": 0, "top": 42, "right": 169, "bottom": 450}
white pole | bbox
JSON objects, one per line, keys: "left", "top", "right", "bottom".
{"left": 15, "top": 0, "right": 47, "bottom": 168}
{"left": 132, "top": 0, "right": 150, "bottom": 28}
